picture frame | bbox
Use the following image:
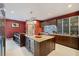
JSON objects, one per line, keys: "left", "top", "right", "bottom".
{"left": 12, "top": 23, "right": 19, "bottom": 28}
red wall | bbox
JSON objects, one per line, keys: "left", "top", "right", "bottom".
{"left": 5, "top": 19, "right": 42, "bottom": 38}
{"left": 35, "top": 20, "right": 42, "bottom": 35}
{"left": 5, "top": 19, "right": 26, "bottom": 38}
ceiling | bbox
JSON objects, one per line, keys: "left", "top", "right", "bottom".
{"left": 4, "top": 3, "right": 79, "bottom": 21}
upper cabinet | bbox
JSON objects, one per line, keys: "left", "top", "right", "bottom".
{"left": 70, "top": 16, "right": 78, "bottom": 36}
{"left": 57, "top": 16, "right": 79, "bottom": 36}
{"left": 41, "top": 19, "right": 57, "bottom": 27}
{"left": 41, "top": 11, "right": 79, "bottom": 36}
{"left": 63, "top": 18, "right": 69, "bottom": 35}
{"left": 57, "top": 19, "right": 62, "bottom": 34}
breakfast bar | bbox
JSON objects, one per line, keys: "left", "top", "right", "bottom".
{"left": 25, "top": 35, "right": 55, "bottom": 56}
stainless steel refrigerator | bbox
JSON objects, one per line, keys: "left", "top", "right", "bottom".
{"left": 0, "top": 3, "right": 5, "bottom": 56}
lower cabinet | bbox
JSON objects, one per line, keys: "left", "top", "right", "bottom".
{"left": 30, "top": 39, "right": 34, "bottom": 53}
{"left": 69, "top": 37, "right": 79, "bottom": 50}
{"left": 25, "top": 37, "right": 31, "bottom": 51}
{"left": 55, "top": 35, "right": 79, "bottom": 50}
{"left": 25, "top": 37, "right": 35, "bottom": 53}
{"left": 13, "top": 33, "right": 26, "bottom": 47}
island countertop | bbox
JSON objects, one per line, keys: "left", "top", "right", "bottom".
{"left": 25, "top": 35, "right": 55, "bottom": 42}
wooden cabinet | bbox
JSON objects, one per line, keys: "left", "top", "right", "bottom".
{"left": 34, "top": 38, "right": 55, "bottom": 56}
{"left": 20, "top": 33, "right": 26, "bottom": 47}
{"left": 13, "top": 33, "right": 26, "bottom": 47}
{"left": 57, "top": 19, "right": 62, "bottom": 34}
{"left": 25, "top": 36, "right": 55, "bottom": 56}
{"left": 69, "top": 37, "right": 79, "bottom": 49}
{"left": 55, "top": 35, "right": 79, "bottom": 50}
{"left": 63, "top": 18, "right": 69, "bottom": 34}
{"left": 70, "top": 16, "right": 78, "bottom": 35}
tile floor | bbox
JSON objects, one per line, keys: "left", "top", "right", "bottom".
{"left": 6, "top": 39, "right": 33, "bottom": 56}
{"left": 6, "top": 38, "right": 79, "bottom": 56}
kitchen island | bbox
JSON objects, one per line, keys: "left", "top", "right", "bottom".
{"left": 25, "top": 35, "right": 55, "bottom": 56}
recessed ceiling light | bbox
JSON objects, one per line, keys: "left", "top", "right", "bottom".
{"left": 11, "top": 10, "right": 15, "bottom": 14}
{"left": 68, "top": 4, "right": 72, "bottom": 8}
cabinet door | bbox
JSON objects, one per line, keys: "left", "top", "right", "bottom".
{"left": 25, "top": 37, "right": 29, "bottom": 50}
{"left": 57, "top": 19, "right": 62, "bottom": 34}
{"left": 70, "top": 37, "right": 79, "bottom": 49}
{"left": 55, "top": 35, "right": 60, "bottom": 43}
{"left": 30, "top": 38, "right": 34, "bottom": 54}
{"left": 56, "top": 36, "right": 70, "bottom": 46}
{"left": 58, "top": 36, "right": 67, "bottom": 45}
{"left": 49, "top": 39, "right": 55, "bottom": 51}
{"left": 34, "top": 41, "right": 39, "bottom": 56}
{"left": 70, "top": 16, "right": 78, "bottom": 35}
{"left": 56, "top": 35, "right": 64, "bottom": 44}
{"left": 63, "top": 18, "right": 69, "bottom": 34}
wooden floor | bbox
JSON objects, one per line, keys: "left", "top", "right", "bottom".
{"left": 6, "top": 38, "right": 79, "bottom": 56}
